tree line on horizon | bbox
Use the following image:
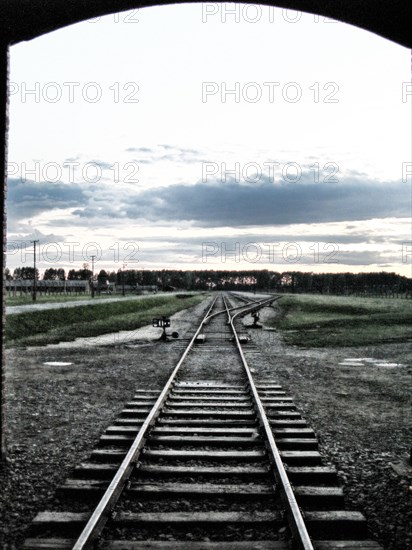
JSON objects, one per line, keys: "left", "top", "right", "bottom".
{"left": 5, "top": 267, "right": 412, "bottom": 295}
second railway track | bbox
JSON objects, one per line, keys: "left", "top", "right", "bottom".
{"left": 23, "top": 293, "right": 382, "bottom": 550}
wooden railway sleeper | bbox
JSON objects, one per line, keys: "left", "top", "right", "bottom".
{"left": 21, "top": 294, "right": 382, "bottom": 550}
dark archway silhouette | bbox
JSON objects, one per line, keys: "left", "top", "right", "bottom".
{"left": 1, "top": 0, "right": 411, "bottom": 47}
{"left": 0, "top": 0, "right": 411, "bottom": 458}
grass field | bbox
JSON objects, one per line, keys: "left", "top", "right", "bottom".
{"left": 5, "top": 294, "right": 205, "bottom": 347}
{"left": 6, "top": 293, "right": 136, "bottom": 306}
{"left": 272, "top": 293, "right": 412, "bottom": 347}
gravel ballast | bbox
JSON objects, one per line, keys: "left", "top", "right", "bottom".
{"left": 1, "top": 295, "right": 411, "bottom": 549}
{"left": 246, "top": 304, "right": 412, "bottom": 550}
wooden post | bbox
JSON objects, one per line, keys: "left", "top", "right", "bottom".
{"left": 0, "top": 40, "right": 9, "bottom": 461}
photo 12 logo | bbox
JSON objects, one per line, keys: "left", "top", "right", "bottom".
{"left": 6, "top": 241, "right": 140, "bottom": 264}
{"left": 402, "top": 82, "right": 412, "bottom": 103}
{"left": 7, "top": 161, "right": 140, "bottom": 184}
{"left": 202, "top": 81, "right": 340, "bottom": 104}
{"left": 402, "top": 162, "right": 412, "bottom": 182}
{"left": 9, "top": 81, "right": 139, "bottom": 104}
{"left": 201, "top": 4, "right": 339, "bottom": 24}
{"left": 201, "top": 161, "right": 340, "bottom": 184}
{"left": 202, "top": 241, "right": 340, "bottom": 264}
{"left": 402, "top": 242, "right": 412, "bottom": 264}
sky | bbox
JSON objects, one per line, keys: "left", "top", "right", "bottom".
{"left": 5, "top": 3, "right": 412, "bottom": 277}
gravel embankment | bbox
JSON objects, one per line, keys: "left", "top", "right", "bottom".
{"left": 247, "top": 305, "right": 412, "bottom": 550}
{"left": 0, "top": 298, "right": 210, "bottom": 549}
{"left": 1, "top": 296, "right": 411, "bottom": 549}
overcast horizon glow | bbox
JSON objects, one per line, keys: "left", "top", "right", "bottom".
{"left": 5, "top": 3, "right": 412, "bottom": 277}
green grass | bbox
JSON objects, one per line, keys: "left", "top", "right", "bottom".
{"left": 272, "top": 294, "right": 412, "bottom": 347}
{"left": 6, "top": 293, "right": 128, "bottom": 306}
{"left": 5, "top": 294, "right": 206, "bottom": 347}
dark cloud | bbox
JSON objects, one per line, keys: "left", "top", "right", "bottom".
{"left": 132, "top": 159, "right": 152, "bottom": 164}
{"left": 90, "top": 160, "right": 115, "bottom": 170}
{"left": 72, "top": 205, "right": 123, "bottom": 218}
{"left": 328, "top": 250, "right": 396, "bottom": 266}
{"left": 6, "top": 230, "right": 69, "bottom": 267}
{"left": 345, "top": 169, "right": 370, "bottom": 178}
{"left": 125, "top": 144, "right": 203, "bottom": 165}
{"left": 159, "top": 145, "right": 200, "bottom": 155}
{"left": 107, "top": 234, "right": 404, "bottom": 268}
{"left": 124, "top": 176, "right": 410, "bottom": 227}
{"left": 7, "top": 173, "right": 410, "bottom": 237}
{"left": 128, "top": 238, "right": 403, "bottom": 268}
{"left": 130, "top": 233, "right": 377, "bottom": 246}
{"left": 125, "top": 147, "right": 154, "bottom": 153}
{"left": 6, "top": 178, "right": 88, "bottom": 219}
{"left": 158, "top": 153, "right": 203, "bottom": 164}
{"left": 6, "top": 230, "right": 66, "bottom": 250}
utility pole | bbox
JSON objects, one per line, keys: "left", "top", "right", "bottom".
{"left": 122, "top": 262, "right": 127, "bottom": 296}
{"left": 91, "top": 255, "right": 95, "bottom": 298}
{"left": 30, "top": 239, "right": 39, "bottom": 301}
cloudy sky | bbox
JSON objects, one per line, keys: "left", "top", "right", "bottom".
{"left": 6, "top": 4, "right": 412, "bottom": 276}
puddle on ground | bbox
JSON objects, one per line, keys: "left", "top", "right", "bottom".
{"left": 374, "top": 362, "right": 404, "bottom": 368}
{"left": 43, "top": 361, "right": 73, "bottom": 366}
{"left": 339, "top": 358, "right": 405, "bottom": 368}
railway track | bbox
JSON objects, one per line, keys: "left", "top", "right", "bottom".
{"left": 23, "top": 293, "right": 382, "bottom": 550}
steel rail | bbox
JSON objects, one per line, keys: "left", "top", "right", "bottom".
{"left": 71, "top": 294, "right": 219, "bottom": 550}
{"left": 204, "top": 294, "right": 275, "bottom": 324}
{"left": 72, "top": 292, "right": 280, "bottom": 549}
{"left": 224, "top": 295, "right": 278, "bottom": 325}
{"left": 203, "top": 302, "right": 249, "bottom": 323}
{"left": 228, "top": 291, "right": 262, "bottom": 305}
{"left": 224, "top": 295, "right": 314, "bottom": 550}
